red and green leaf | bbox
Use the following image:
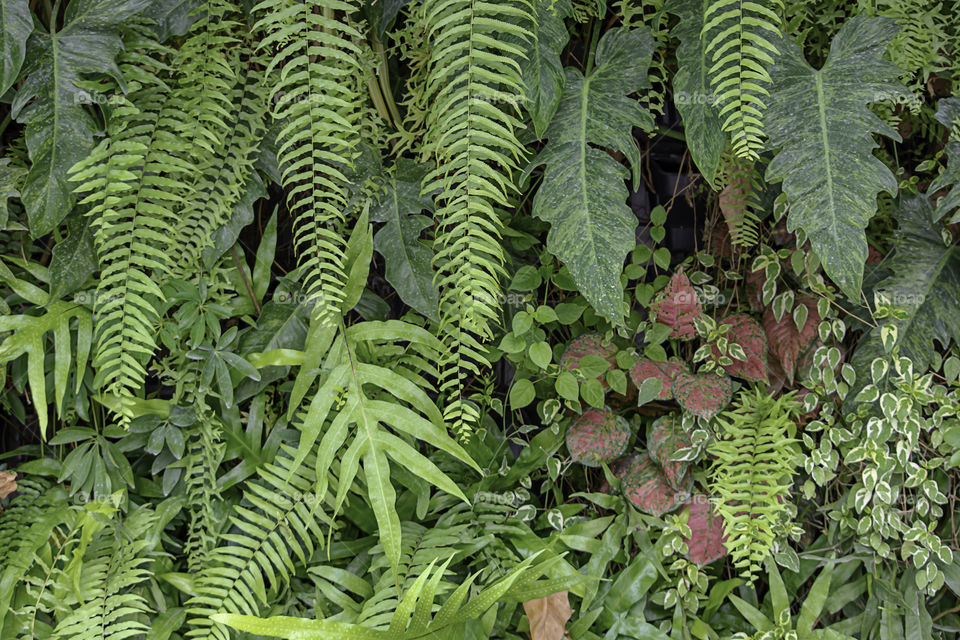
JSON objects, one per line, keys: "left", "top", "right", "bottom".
{"left": 763, "top": 296, "right": 821, "bottom": 385}
{"left": 684, "top": 495, "right": 728, "bottom": 566}
{"left": 566, "top": 407, "right": 631, "bottom": 467}
{"left": 651, "top": 270, "right": 702, "bottom": 340}
{"left": 647, "top": 413, "right": 692, "bottom": 489}
{"left": 560, "top": 332, "right": 617, "bottom": 386}
{"left": 616, "top": 453, "right": 686, "bottom": 516}
{"left": 715, "top": 313, "right": 768, "bottom": 383}
{"left": 672, "top": 372, "right": 734, "bottom": 419}
{"left": 629, "top": 358, "right": 687, "bottom": 401}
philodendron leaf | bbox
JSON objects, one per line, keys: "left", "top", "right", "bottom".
{"left": 669, "top": 0, "right": 725, "bottom": 184}
{"left": 848, "top": 196, "right": 960, "bottom": 409}
{"left": 764, "top": 15, "right": 907, "bottom": 300}
{"left": 684, "top": 495, "right": 728, "bottom": 566}
{"left": 646, "top": 413, "right": 692, "bottom": 489}
{"left": 524, "top": 27, "right": 655, "bottom": 325}
{"left": 12, "top": 0, "right": 152, "bottom": 237}
{"left": 930, "top": 97, "right": 960, "bottom": 222}
{"left": 370, "top": 159, "right": 439, "bottom": 321}
{"left": 630, "top": 358, "right": 687, "bottom": 401}
{"left": 715, "top": 314, "right": 768, "bottom": 383}
{"left": 616, "top": 453, "right": 687, "bottom": 517}
{"left": 566, "top": 407, "right": 631, "bottom": 467}
{"left": 0, "top": 0, "right": 32, "bottom": 95}
{"left": 673, "top": 372, "right": 734, "bottom": 419}
{"left": 522, "top": 0, "right": 572, "bottom": 138}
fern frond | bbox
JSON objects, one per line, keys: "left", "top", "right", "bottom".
{"left": 68, "top": 28, "right": 192, "bottom": 423}
{"left": 418, "top": 0, "right": 532, "bottom": 436}
{"left": 183, "top": 412, "right": 226, "bottom": 573}
{"left": 716, "top": 154, "right": 763, "bottom": 247}
{"left": 252, "top": 0, "right": 365, "bottom": 323}
{"left": 702, "top": 0, "right": 783, "bottom": 159}
{"left": 708, "top": 388, "right": 801, "bottom": 580}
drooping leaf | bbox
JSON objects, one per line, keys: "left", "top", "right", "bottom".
{"left": 716, "top": 314, "right": 768, "bottom": 383}
{"left": 669, "top": 0, "right": 726, "bottom": 183}
{"left": 684, "top": 495, "right": 728, "bottom": 566}
{"left": 629, "top": 358, "right": 687, "bottom": 401}
{"left": 522, "top": 0, "right": 572, "bottom": 138}
{"left": 652, "top": 270, "right": 702, "bottom": 340}
{"left": 848, "top": 196, "right": 960, "bottom": 407}
{"left": 12, "top": 0, "right": 152, "bottom": 237}
{"left": 565, "top": 407, "right": 631, "bottom": 467}
{"left": 763, "top": 295, "right": 820, "bottom": 385}
{"left": 672, "top": 371, "right": 734, "bottom": 419}
{"left": 523, "top": 590, "right": 572, "bottom": 640}
{"left": 930, "top": 96, "right": 960, "bottom": 222}
{"left": 616, "top": 453, "right": 686, "bottom": 517}
{"left": 646, "top": 413, "right": 691, "bottom": 489}
{"left": 0, "top": 0, "right": 31, "bottom": 95}
{"left": 764, "top": 15, "right": 907, "bottom": 299}
{"left": 560, "top": 332, "right": 617, "bottom": 387}
{"left": 525, "top": 28, "right": 655, "bottom": 325}
{"left": 370, "top": 159, "right": 438, "bottom": 321}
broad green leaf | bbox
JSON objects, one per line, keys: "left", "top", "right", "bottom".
{"left": 252, "top": 207, "right": 278, "bottom": 303}
{"left": 370, "top": 159, "right": 438, "bottom": 321}
{"left": 48, "top": 213, "right": 97, "bottom": 301}
{"left": 521, "top": 0, "right": 571, "bottom": 138}
{"left": 764, "top": 15, "right": 906, "bottom": 299}
{"left": 525, "top": 27, "right": 655, "bottom": 325}
{"left": 797, "top": 564, "right": 833, "bottom": 638}
{"left": 340, "top": 206, "right": 373, "bottom": 314}
{"left": 669, "top": 0, "right": 724, "bottom": 184}
{"left": 930, "top": 96, "right": 960, "bottom": 221}
{"left": 12, "top": 0, "right": 152, "bottom": 236}
{"left": 0, "top": 0, "right": 31, "bottom": 95}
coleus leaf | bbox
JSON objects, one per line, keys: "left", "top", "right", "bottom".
{"left": 930, "top": 96, "right": 960, "bottom": 222}
{"left": 11, "top": 0, "right": 152, "bottom": 237}
{"left": 848, "top": 196, "right": 960, "bottom": 408}
{"left": 616, "top": 453, "right": 687, "bottom": 517}
{"left": 672, "top": 372, "right": 734, "bottom": 419}
{"left": 764, "top": 15, "right": 907, "bottom": 299}
{"left": 684, "top": 495, "right": 728, "bottom": 566}
{"left": 652, "top": 270, "right": 702, "bottom": 340}
{"left": 715, "top": 314, "right": 768, "bottom": 383}
{"left": 566, "top": 407, "right": 631, "bottom": 467}
{"left": 521, "top": 0, "right": 572, "bottom": 138}
{"left": 560, "top": 332, "right": 617, "bottom": 387}
{"left": 763, "top": 295, "right": 821, "bottom": 385}
{"left": 370, "top": 158, "right": 439, "bottom": 321}
{"left": 646, "top": 413, "right": 691, "bottom": 489}
{"left": 524, "top": 28, "right": 655, "bottom": 325}
{"left": 629, "top": 358, "right": 687, "bottom": 401}
{"left": 668, "top": 0, "right": 724, "bottom": 184}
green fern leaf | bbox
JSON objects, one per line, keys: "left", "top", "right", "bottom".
{"left": 764, "top": 15, "right": 907, "bottom": 299}
{"left": 524, "top": 27, "right": 655, "bottom": 325}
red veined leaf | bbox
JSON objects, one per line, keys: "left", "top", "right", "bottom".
{"left": 616, "top": 453, "right": 687, "bottom": 516}
{"left": 629, "top": 358, "right": 687, "bottom": 400}
{"left": 651, "top": 270, "right": 702, "bottom": 340}
{"left": 565, "top": 407, "right": 631, "bottom": 467}
{"left": 672, "top": 372, "right": 734, "bottom": 419}
{"left": 684, "top": 495, "right": 728, "bottom": 566}
{"left": 715, "top": 313, "right": 768, "bottom": 383}
{"left": 647, "top": 413, "right": 691, "bottom": 489}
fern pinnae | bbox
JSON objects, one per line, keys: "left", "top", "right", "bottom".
{"left": 253, "top": 0, "right": 365, "bottom": 324}
{"left": 419, "top": 0, "right": 532, "bottom": 436}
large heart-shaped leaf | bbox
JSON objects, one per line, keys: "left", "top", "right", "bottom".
{"left": 12, "top": 0, "right": 151, "bottom": 237}
{"left": 652, "top": 270, "right": 702, "bottom": 340}
{"left": 672, "top": 372, "right": 734, "bottom": 419}
{"left": 764, "top": 15, "right": 907, "bottom": 299}
{"left": 716, "top": 314, "right": 768, "bottom": 383}
{"left": 524, "top": 28, "right": 655, "bottom": 325}
{"left": 616, "top": 453, "right": 686, "bottom": 517}
{"left": 566, "top": 407, "right": 631, "bottom": 467}
{"left": 684, "top": 495, "right": 728, "bottom": 566}
{"left": 646, "top": 414, "right": 692, "bottom": 489}
{"left": 629, "top": 358, "right": 687, "bottom": 401}
{"left": 521, "top": 0, "right": 571, "bottom": 138}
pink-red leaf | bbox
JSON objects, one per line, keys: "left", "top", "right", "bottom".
{"left": 684, "top": 495, "right": 728, "bottom": 566}
{"left": 629, "top": 359, "right": 687, "bottom": 401}
{"left": 672, "top": 372, "right": 734, "bottom": 419}
{"left": 651, "top": 270, "right": 702, "bottom": 340}
{"left": 763, "top": 296, "right": 820, "bottom": 385}
{"left": 560, "top": 332, "right": 617, "bottom": 387}
{"left": 616, "top": 453, "right": 686, "bottom": 516}
{"left": 715, "top": 314, "right": 768, "bottom": 383}
{"left": 566, "top": 408, "right": 631, "bottom": 467}
{"left": 647, "top": 414, "right": 692, "bottom": 489}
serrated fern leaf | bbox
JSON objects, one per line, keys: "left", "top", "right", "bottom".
{"left": 253, "top": 0, "right": 364, "bottom": 323}
{"left": 701, "top": 0, "right": 783, "bottom": 159}
{"left": 418, "top": 0, "right": 532, "bottom": 435}
{"left": 764, "top": 15, "right": 907, "bottom": 299}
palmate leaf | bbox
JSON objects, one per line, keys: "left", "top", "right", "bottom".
{"left": 526, "top": 27, "right": 655, "bottom": 325}
{"left": 522, "top": 0, "right": 572, "bottom": 138}
{"left": 0, "top": 0, "right": 31, "bottom": 95}
{"left": 764, "top": 15, "right": 907, "bottom": 300}
{"left": 930, "top": 97, "right": 960, "bottom": 222}
{"left": 848, "top": 196, "right": 960, "bottom": 406}
{"left": 11, "top": 0, "right": 151, "bottom": 237}
{"left": 668, "top": 0, "right": 726, "bottom": 183}
{"left": 370, "top": 159, "right": 439, "bottom": 321}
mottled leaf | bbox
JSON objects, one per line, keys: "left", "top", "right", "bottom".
{"left": 48, "top": 214, "right": 97, "bottom": 301}
{"left": 672, "top": 372, "right": 734, "bottom": 419}
{"left": 522, "top": 0, "right": 571, "bottom": 138}
{"left": 0, "top": 0, "right": 31, "bottom": 94}
{"left": 629, "top": 358, "right": 687, "bottom": 401}
{"left": 647, "top": 413, "right": 691, "bottom": 488}
{"left": 684, "top": 495, "right": 728, "bottom": 566}
{"left": 652, "top": 270, "right": 702, "bottom": 340}
{"left": 715, "top": 314, "right": 768, "bottom": 383}
{"left": 566, "top": 407, "right": 631, "bottom": 467}
{"left": 560, "top": 332, "right": 617, "bottom": 387}
{"left": 763, "top": 295, "right": 820, "bottom": 385}
{"left": 616, "top": 453, "right": 687, "bottom": 517}
{"left": 930, "top": 97, "right": 960, "bottom": 221}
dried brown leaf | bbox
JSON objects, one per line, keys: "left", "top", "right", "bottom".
{"left": 0, "top": 471, "right": 17, "bottom": 501}
{"left": 524, "top": 591, "right": 573, "bottom": 640}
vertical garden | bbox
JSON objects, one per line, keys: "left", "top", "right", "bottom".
{"left": 1, "top": 0, "right": 960, "bottom": 637}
